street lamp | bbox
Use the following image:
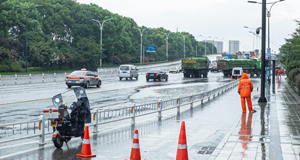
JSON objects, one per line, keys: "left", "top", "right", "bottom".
{"left": 248, "top": 0, "right": 285, "bottom": 52}
{"left": 134, "top": 27, "right": 150, "bottom": 64}
{"left": 249, "top": 31, "right": 256, "bottom": 51}
{"left": 244, "top": 26, "right": 256, "bottom": 51}
{"left": 204, "top": 36, "right": 211, "bottom": 55}
{"left": 162, "top": 32, "right": 171, "bottom": 61}
{"left": 248, "top": 0, "right": 284, "bottom": 102}
{"left": 182, "top": 35, "right": 186, "bottom": 59}
{"left": 16, "top": 4, "right": 43, "bottom": 72}
{"left": 91, "top": 18, "right": 113, "bottom": 67}
{"left": 222, "top": 38, "right": 226, "bottom": 53}
{"left": 195, "top": 35, "right": 202, "bottom": 56}
{"left": 213, "top": 37, "right": 218, "bottom": 54}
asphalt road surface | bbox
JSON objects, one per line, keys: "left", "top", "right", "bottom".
{"left": 0, "top": 55, "right": 244, "bottom": 159}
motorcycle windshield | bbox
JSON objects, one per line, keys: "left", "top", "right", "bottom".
{"left": 52, "top": 94, "right": 63, "bottom": 108}
{"left": 73, "top": 87, "right": 87, "bottom": 99}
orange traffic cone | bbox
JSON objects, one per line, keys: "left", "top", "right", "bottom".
{"left": 126, "top": 129, "right": 145, "bottom": 160}
{"left": 176, "top": 121, "right": 188, "bottom": 160}
{"left": 230, "top": 76, "right": 232, "bottom": 80}
{"left": 237, "top": 76, "right": 239, "bottom": 80}
{"left": 77, "top": 126, "right": 96, "bottom": 158}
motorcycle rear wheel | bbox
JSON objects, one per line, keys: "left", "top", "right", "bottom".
{"left": 53, "top": 135, "right": 64, "bottom": 148}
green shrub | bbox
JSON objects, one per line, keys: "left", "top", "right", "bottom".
{"left": 9, "top": 62, "right": 22, "bottom": 72}
{"left": 288, "top": 68, "right": 300, "bottom": 81}
{"left": 294, "top": 74, "right": 300, "bottom": 90}
{"left": 0, "top": 64, "right": 10, "bottom": 72}
{"left": 28, "top": 67, "right": 44, "bottom": 71}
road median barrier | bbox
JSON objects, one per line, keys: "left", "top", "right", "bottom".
{"left": 0, "top": 80, "right": 239, "bottom": 145}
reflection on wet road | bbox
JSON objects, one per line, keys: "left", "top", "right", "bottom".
{"left": 239, "top": 112, "right": 253, "bottom": 155}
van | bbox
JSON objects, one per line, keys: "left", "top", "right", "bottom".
{"left": 118, "top": 65, "right": 139, "bottom": 80}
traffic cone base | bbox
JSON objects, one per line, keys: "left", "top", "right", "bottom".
{"left": 176, "top": 121, "right": 188, "bottom": 160}
{"left": 126, "top": 129, "right": 145, "bottom": 160}
{"left": 77, "top": 126, "right": 96, "bottom": 158}
{"left": 76, "top": 153, "right": 96, "bottom": 158}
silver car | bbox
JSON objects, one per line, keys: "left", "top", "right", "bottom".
{"left": 118, "top": 65, "right": 139, "bottom": 80}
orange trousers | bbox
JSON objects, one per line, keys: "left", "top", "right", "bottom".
{"left": 241, "top": 97, "right": 253, "bottom": 112}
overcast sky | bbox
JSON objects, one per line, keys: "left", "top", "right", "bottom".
{"left": 77, "top": 0, "right": 300, "bottom": 53}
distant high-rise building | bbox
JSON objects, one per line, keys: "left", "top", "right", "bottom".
{"left": 214, "top": 41, "right": 223, "bottom": 54}
{"left": 229, "top": 40, "right": 240, "bottom": 53}
{"left": 203, "top": 40, "right": 223, "bottom": 53}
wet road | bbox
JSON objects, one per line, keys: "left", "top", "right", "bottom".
{"left": 1, "top": 55, "right": 253, "bottom": 159}
{"left": 0, "top": 55, "right": 220, "bottom": 124}
{"left": 0, "top": 77, "right": 261, "bottom": 160}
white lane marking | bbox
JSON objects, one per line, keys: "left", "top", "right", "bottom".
{"left": 0, "top": 143, "right": 54, "bottom": 160}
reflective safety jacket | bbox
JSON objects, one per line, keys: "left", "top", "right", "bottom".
{"left": 238, "top": 73, "right": 253, "bottom": 97}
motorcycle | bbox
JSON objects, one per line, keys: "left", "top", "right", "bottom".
{"left": 50, "top": 87, "right": 91, "bottom": 148}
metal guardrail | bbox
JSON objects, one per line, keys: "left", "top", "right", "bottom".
{"left": 0, "top": 68, "right": 170, "bottom": 86}
{"left": 0, "top": 70, "right": 120, "bottom": 85}
{"left": 0, "top": 80, "right": 238, "bottom": 144}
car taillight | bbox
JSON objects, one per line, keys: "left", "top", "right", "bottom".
{"left": 146, "top": 73, "right": 149, "bottom": 76}
{"left": 118, "top": 70, "right": 120, "bottom": 74}
{"left": 130, "top": 70, "right": 131, "bottom": 74}
{"left": 156, "top": 73, "right": 159, "bottom": 76}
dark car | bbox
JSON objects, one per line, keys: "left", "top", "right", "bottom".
{"left": 65, "top": 69, "right": 101, "bottom": 88}
{"left": 146, "top": 70, "right": 168, "bottom": 81}
{"left": 210, "top": 64, "right": 219, "bottom": 72}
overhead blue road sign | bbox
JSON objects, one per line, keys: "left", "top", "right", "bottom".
{"left": 146, "top": 46, "right": 156, "bottom": 52}
{"left": 267, "top": 48, "right": 271, "bottom": 59}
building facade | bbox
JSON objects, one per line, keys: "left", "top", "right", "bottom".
{"left": 203, "top": 40, "right": 223, "bottom": 53}
{"left": 229, "top": 40, "right": 240, "bottom": 53}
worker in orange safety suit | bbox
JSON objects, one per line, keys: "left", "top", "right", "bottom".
{"left": 238, "top": 73, "right": 256, "bottom": 113}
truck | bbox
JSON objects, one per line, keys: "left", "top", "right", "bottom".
{"left": 182, "top": 56, "right": 210, "bottom": 78}
{"left": 217, "top": 59, "right": 261, "bottom": 77}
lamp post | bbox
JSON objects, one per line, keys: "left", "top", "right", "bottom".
{"left": 162, "top": 32, "right": 171, "bottom": 61}
{"left": 248, "top": 0, "right": 285, "bottom": 50}
{"left": 135, "top": 27, "right": 150, "bottom": 64}
{"left": 182, "top": 35, "right": 186, "bottom": 58}
{"left": 91, "top": 18, "right": 113, "bottom": 68}
{"left": 244, "top": 26, "right": 256, "bottom": 51}
{"left": 16, "top": 5, "right": 43, "bottom": 72}
{"left": 222, "top": 38, "right": 226, "bottom": 53}
{"left": 195, "top": 35, "right": 202, "bottom": 56}
{"left": 249, "top": 31, "right": 255, "bottom": 51}
{"left": 213, "top": 37, "right": 218, "bottom": 54}
{"left": 204, "top": 36, "right": 211, "bottom": 55}
{"left": 248, "top": 0, "right": 284, "bottom": 102}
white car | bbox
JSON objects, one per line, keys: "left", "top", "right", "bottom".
{"left": 118, "top": 65, "right": 139, "bottom": 80}
{"left": 169, "top": 66, "right": 180, "bottom": 73}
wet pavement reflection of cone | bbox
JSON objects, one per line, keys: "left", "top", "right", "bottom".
{"left": 126, "top": 129, "right": 145, "bottom": 160}
{"left": 176, "top": 121, "right": 188, "bottom": 160}
{"left": 76, "top": 126, "right": 96, "bottom": 158}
